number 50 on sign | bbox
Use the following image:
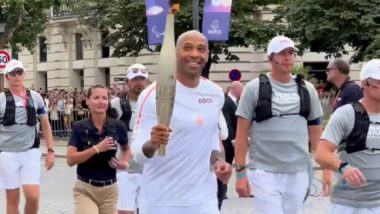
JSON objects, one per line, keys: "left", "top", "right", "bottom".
{"left": 0, "top": 50, "right": 11, "bottom": 72}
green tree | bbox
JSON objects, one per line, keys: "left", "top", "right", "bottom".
{"left": 0, "top": 0, "right": 60, "bottom": 50}
{"left": 278, "top": 0, "right": 380, "bottom": 62}
{"left": 70, "top": 0, "right": 285, "bottom": 77}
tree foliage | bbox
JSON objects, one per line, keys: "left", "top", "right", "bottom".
{"left": 0, "top": 0, "right": 60, "bottom": 50}
{"left": 70, "top": 0, "right": 285, "bottom": 77}
{"left": 278, "top": 0, "right": 380, "bottom": 62}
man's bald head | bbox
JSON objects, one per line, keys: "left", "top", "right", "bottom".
{"left": 230, "top": 81, "right": 244, "bottom": 99}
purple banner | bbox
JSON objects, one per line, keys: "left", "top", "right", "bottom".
{"left": 202, "top": 0, "right": 232, "bottom": 41}
{"left": 145, "top": 0, "right": 170, "bottom": 45}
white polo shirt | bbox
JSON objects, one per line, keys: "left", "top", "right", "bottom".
{"left": 131, "top": 78, "right": 224, "bottom": 207}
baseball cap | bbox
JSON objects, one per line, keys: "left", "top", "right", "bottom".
{"left": 267, "top": 35, "right": 299, "bottom": 56}
{"left": 360, "top": 59, "right": 380, "bottom": 81}
{"left": 126, "top": 64, "right": 148, "bottom": 80}
{"left": 5, "top": 59, "right": 24, "bottom": 73}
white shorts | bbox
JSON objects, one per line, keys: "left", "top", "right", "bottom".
{"left": 0, "top": 148, "right": 41, "bottom": 189}
{"left": 328, "top": 203, "right": 380, "bottom": 214}
{"left": 117, "top": 171, "right": 142, "bottom": 211}
{"left": 249, "top": 168, "right": 309, "bottom": 214}
{"left": 139, "top": 199, "right": 219, "bottom": 214}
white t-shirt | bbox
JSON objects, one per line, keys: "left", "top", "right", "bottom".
{"left": 110, "top": 97, "right": 137, "bottom": 131}
{"left": 111, "top": 96, "right": 141, "bottom": 173}
{"left": 131, "top": 79, "right": 224, "bottom": 207}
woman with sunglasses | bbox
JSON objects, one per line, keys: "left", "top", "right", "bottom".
{"left": 67, "top": 85, "right": 129, "bottom": 214}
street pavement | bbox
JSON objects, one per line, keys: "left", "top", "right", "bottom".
{"left": 0, "top": 145, "right": 331, "bottom": 213}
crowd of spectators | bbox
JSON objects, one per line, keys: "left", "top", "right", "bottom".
{"left": 34, "top": 84, "right": 124, "bottom": 137}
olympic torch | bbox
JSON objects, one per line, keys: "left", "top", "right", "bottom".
{"left": 156, "top": 1, "right": 180, "bottom": 156}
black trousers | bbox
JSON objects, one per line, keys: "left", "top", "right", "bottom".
{"left": 217, "top": 179, "right": 227, "bottom": 210}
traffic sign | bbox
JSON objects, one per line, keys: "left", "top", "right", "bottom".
{"left": 0, "top": 50, "right": 11, "bottom": 69}
{"left": 229, "top": 69, "right": 241, "bottom": 81}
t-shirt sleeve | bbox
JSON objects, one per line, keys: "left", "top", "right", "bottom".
{"left": 110, "top": 97, "right": 123, "bottom": 120}
{"left": 305, "top": 81, "right": 324, "bottom": 121}
{"left": 33, "top": 92, "right": 48, "bottom": 117}
{"left": 131, "top": 86, "right": 157, "bottom": 164}
{"left": 68, "top": 123, "right": 81, "bottom": 148}
{"left": 321, "top": 104, "right": 354, "bottom": 146}
{"left": 116, "top": 121, "right": 128, "bottom": 146}
{"left": 218, "top": 112, "right": 228, "bottom": 141}
{"left": 236, "top": 79, "right": 257, "bottom": 120}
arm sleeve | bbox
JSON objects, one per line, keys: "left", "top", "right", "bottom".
{"left": 236, "top": 80, "right": 257, "bottom": 120}
{"left": 131, "top": 86, "right": 157, "bottom": 164}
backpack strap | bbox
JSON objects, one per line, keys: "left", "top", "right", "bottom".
{"left": 295, "top": 74, "right": 311, "bottom": 119}
{"left": 2, "top": 89, "right": 16, "bottom": 125}
{"left": 338, "top": 102, "right": 370, "bottom": 153}
{"left": 119, "top": 96, "right": 132, "bottom": 131}
{"left": 254, "top": 74, "right": 273, "bottom": 122}
{"left": 25, "top": 89, "right": 37, "bottom": 126}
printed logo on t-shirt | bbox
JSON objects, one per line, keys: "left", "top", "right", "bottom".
{"left": 368, "top": 124, "right": 380, "bottom": 139}
{"left": 272, "top": 92, "right": 299, "bottom": 104}
{"left": 198, "top": 97, "right": 213, "bottom": 104}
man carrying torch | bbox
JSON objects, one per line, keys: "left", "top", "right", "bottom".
{"left": 131, "top": 1, "right": 231, "bottom": 213}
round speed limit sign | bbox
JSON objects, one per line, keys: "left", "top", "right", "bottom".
{"left": 0, "top": 50, "right": 11, "bottom": 69}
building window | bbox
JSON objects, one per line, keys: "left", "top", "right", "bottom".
{"left": 75, "top": 33, "right": 83, "bottom": 60}
{"left": 80, "top": 69, "right": 84, "bottom": 88}
{"left": 11, "top": 47, "right": 18, "bottom": 60}
{"left": 105, "top": 68, "right": 110, "bottom": 87}
{"left": 39, "top": 37, "right": 47, "bottom": 62}
{"left": 101, "top": 32, "right": 110, "bottom": 58}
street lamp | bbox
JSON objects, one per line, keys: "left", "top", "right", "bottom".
{"left": 0, "top": 22, "right": 5, "bottom": 34}
{"left": 192, "top": 0, "right": 199, "bottom": 30}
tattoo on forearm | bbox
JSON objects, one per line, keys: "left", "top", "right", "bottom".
{"left": 210, "top": 150, "right": 225, "bottom": 165}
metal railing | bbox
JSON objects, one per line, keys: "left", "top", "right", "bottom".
{"left": 46, "top": 0, "right": 82, "bottom": 18}
{"left": 40, "top": 109, "right": 91, "bottom": 141}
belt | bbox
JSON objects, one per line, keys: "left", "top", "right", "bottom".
{"left": 77, "top": 176, "right": 116, "bottom": 187}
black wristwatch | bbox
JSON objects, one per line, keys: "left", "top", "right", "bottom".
{"left": 338, "top": 162, "right": 348, "bottom": 173}
{"left": 236, "top": 165, "right": 246, "bottom": 172}
{"left": 47, "top": 148, "right": 55, "bottom": 153}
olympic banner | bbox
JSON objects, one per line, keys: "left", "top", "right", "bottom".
{"left": 145, "top": 0, "right": 170, "bottom": 45}
{"left": 202, "top": 0, "right": 232, "bottom": 41}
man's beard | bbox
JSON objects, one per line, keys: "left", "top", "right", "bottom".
{"left": 133, "top": 87, "right": 143, "bottom": 95}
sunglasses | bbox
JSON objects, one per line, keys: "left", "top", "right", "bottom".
{"left": 326, "top": 68, "right": 336, "bottom": 73}
{"left": 130, "top": 68, "right": 147, "bottom": 74}
{"left": 366, "top": 80, "right": 379, "bottom": 89}
{"left": 7, "top": 69, "right": 24, "bottom": 77}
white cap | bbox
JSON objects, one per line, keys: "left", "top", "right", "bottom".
{"left": 360, "top": 59, "right": 380, "bottom": 81}
{"left": 5, "top": 59, "right": 24, "bottom": 73}
{"left": 126, "top": 64, "right": 149, "bottom": 80}
{"left": 267, "top": 35, "right": 299, "bottom": 56}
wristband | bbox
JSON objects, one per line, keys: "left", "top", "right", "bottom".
{"left": 236, "top": 171, "right": 247, "bottom": 180}
{"left": 339, "top": 162, "right": 351, "bottom": 174}
{"left": 93, "top": 145, "right": 100, "bottom": 154}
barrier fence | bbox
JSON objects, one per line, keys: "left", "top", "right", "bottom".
{"left": 40, "top": 109, "right": 91, "bottom": 141}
